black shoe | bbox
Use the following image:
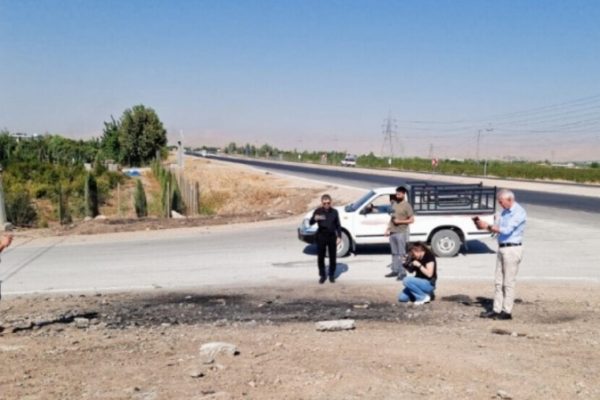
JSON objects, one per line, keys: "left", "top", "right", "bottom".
{"left": 479, "top": 310, "right": 499, "bottom": 319}
{"left": 430, "top": 292, "right": 436, "bottom": 301}
{"left": 329, "top": 276, "right": 336, "bottom": 283}
{"left": 319, "top": 277, "right": 326, "bottom": 284}
{"left": 396, "top": 273, "right": 407, "bottom": 281}
{"left": 495, "top": 311, "right": 512, "bottom": 320}
{"left": 384, "top": 272, "right": 398, "bottom": 278}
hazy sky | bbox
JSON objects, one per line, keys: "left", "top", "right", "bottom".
{"left": 1, "top": 0, "right": 599, "bottom": 161}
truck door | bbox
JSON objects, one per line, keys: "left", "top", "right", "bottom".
{"left": 354, "top": 194, "right": 392, "bottom": 244}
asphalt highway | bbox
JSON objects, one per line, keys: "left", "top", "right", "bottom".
{"left": 209, "top": 156, "right": 600, "bottom": 214}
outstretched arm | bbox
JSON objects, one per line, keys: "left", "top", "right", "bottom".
{"left": 0, "top": 234, "right": 13, "bottom": 253}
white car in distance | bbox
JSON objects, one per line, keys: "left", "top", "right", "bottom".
{"left": 341, "top": 155, "right": 357, "bottom": 167}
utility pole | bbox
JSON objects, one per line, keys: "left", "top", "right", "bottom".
{"left": 0, "top": 165, "right": 11, "bottom": 230}
{"left": 476, "top": 126, "right": 493, "bottom": 163}
{"left": 381, "top": 111, "right": 397, "bottom": 165}
{"left": 476, "top": 130, "right": 482, "bottom": 163}
{"left": 177, "top": 130, "right": 184, "bottom": 169}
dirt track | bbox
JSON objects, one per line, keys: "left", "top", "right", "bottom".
{"left": 1, "top": 282, "right": 599, "bottom": 400}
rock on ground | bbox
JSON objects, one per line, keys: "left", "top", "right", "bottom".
{"left": 199, "top": 342, "right": 239, "bottom": 364}
{"left": 315, "top": 319, "right": 356, "bottom": 332}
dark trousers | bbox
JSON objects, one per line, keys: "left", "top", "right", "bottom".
{"left": 316, "top": 232, "right": 337, "bottom": 278}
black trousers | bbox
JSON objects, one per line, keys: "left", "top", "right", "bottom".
{"left": 316, "top": 232, "right": 337, "bottom": 278}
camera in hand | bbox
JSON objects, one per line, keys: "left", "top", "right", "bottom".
{"left": 402, "top": 255, "right": 417, "bottom": 273}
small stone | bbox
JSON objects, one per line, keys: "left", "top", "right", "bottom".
{"left": 171, "top": 210, "right": 186, "bottom": 219}
{"left": 199, "top": 342, "right": 239, "bottom": 364}
{"left": 248, "top": 381, "right": 256, "bottom": 388}
{"left": 497, "top": 389, "right": 513, "bottom": 399}
{"left": 74, "top": 318, "right": 90, "bottom": 329}
{"left": 315, "top": 320, "right": 356, "bottom": 332}
{"left": 189, "top": 370, "right": 205, "bottom": 378}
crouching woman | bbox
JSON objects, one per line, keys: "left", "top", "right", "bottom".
{"left": 398, "top": 242, "right": 437, "bottom": 305}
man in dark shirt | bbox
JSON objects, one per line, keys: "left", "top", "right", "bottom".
{"left": 309, "top": 194, "right": 342, "bottom": 284}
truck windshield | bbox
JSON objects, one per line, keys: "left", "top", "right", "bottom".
{"left": 345, "top": 191, "right": 374, "bottom": 212}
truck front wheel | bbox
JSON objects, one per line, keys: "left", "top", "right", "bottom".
{"left": 326, "top": 231, "right": 351, "bottom": 258}
{"left": 430, "top": 229, "right": 461, "bottom": 257}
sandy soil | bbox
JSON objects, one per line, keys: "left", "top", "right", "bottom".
{"left": 1, "top": 282, "right": 599, "bottom": 399}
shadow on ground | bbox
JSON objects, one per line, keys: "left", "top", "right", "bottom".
{"left": 303, "top": 240, "right": 496, "bottom": 257}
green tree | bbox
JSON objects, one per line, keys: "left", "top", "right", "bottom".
{"left": 101, "top": 116, "right": 121, "bottom": 161}
{"left": 134, "top": 179, "right": 148, "bottom": 218}
{"left": 118, "top": 105, "right": 167, "bottom": 166}
{"left": 225, "top": 142, "right": 238, "bottom": 154}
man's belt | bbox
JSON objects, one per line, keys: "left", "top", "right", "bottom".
{"left": 499, "top": 243, "right": 522, "bottom": 248}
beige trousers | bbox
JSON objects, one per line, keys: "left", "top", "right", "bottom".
{"left": 494, "top": 246, "right": 524, "bottom": 314}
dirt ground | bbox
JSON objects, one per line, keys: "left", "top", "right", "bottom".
{"left": 1, "top": 282, "right": 599, "bottom": 400}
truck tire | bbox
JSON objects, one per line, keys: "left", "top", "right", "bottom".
{"left": 430, "top": 229, "right": 461, "bottom": 257}
{"left": 326, "top": 231, "right": 351, "bottom": 258}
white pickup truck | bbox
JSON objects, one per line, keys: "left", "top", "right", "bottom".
{"left": 297, "top": 183, "right": 497, "bottom": 257}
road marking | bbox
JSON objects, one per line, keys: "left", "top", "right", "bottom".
{"left": 0, "top": 238, "right": 67, "bottom": 282}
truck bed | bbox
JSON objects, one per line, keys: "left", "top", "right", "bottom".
{"left": 409, "top": 183, "right": 496, "bottom": 215}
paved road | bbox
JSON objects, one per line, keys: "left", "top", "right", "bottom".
{"left": 209, "top": 156, "right": 600, "bottom": 214}
{"left": 2, "top": 181, "right": 599, "bottom": 296}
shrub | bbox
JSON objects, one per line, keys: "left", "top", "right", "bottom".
{"left": 5, "top": 191, "right": 37, "bottom": 227}
{"left": 84, "top": 173, "right": 99, "bottom": 218}
{"left": 134, "top": 179, "right": 148, "bottom": 218}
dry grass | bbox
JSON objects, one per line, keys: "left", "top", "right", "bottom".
{"left": 99, "top": 170, "right": 162, "bottom": 218}
{"left": 179, "top": 157, "right": 318, "bottom": 216}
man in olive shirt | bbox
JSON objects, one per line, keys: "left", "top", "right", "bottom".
{"left": 384, "top": 186, "right": 414, "bottom": 280}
